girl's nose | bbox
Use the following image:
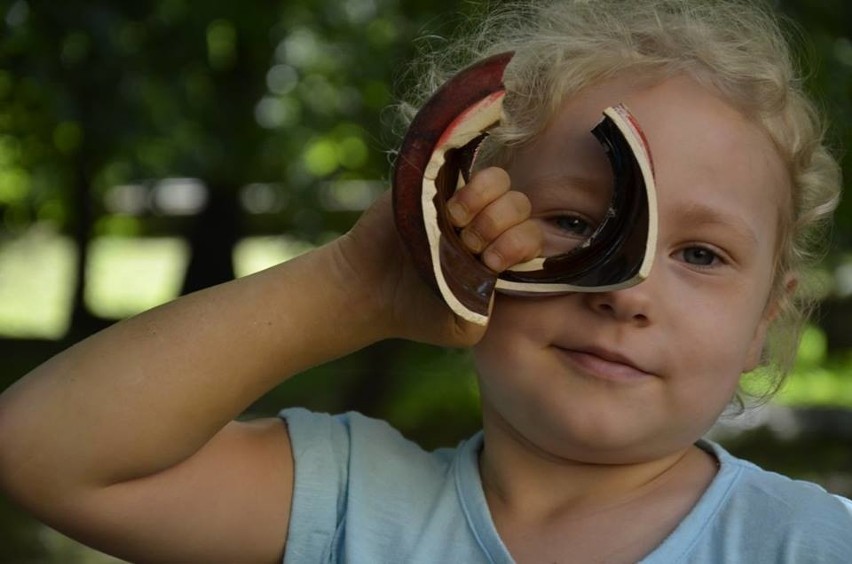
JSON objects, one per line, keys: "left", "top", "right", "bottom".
{"left": 582, "top": 282, "right": 653, "bottom": 326}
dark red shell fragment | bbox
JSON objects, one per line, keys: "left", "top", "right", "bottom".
{"left": 393, "top": 53, "right": 657, "bottom": 325}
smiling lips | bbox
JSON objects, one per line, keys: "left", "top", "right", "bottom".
{"left": 556, "top": 346, "right": 654, "bottom": 381}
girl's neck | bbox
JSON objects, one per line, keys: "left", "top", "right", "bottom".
{"left": 478, "top": 409, "right": 718, "bottom": 524}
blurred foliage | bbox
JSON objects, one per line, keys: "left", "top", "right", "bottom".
{"left": 0, "top": 0, "right": 850, "bottom": 290}
{"left": 0, "top": 0, "right": 844, "bottom": 242}
{"left": 0, "top": 0, "right": 484, "bottom": 239}
{"left": 777, "top": 0, "right": 852, "bottom": 250}
{"left": 0, "top": 0, "right": 849, "bottom": 417}
{"left": 0, "top": 0, "right": 503, "bottom": 336}
{"left": 776, "top": 325, "right": 852, "bottom": 405}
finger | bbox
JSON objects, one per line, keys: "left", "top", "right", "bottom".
{"left": 447, "top": 167, "right": 511, "bottom": 228}
{"left": 481, "top": 221, "right": 543, "bottom": 273}
{"left": 459, "top": 190, "right": 531, "bottom": 253}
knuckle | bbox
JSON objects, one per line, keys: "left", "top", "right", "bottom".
{"left": 521, "top": 217, "right": 543, "bottom": 239}
{"left": 502, "top": 223, "right": 542, "bottom": 262}
{"left": 503, "top": 191, "right": 531, "bottom": 218}
{"left": 496, "top": 229, "right": 527, "bottom": 260}
{"left": 471, "top": 167, "right": 510, "bottom": 197}
{"left": 471, "top": 210, "right": 499, "bottom": 239}
{"left": 468, "top": 189, "right": 529, "bottom": 244}
{"left": 460, "top": 226, "right": 483, "bottom": 252}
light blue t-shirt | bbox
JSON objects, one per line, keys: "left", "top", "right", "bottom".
{"left": 278, "top": 408, "right": 852, "bottom": 563}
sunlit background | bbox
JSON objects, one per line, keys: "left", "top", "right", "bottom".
{"left": 1, "top": 0, "right": 851, "bottom": 561}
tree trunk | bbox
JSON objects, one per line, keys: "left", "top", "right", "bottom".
{"left": 180, "top": 185, "right": 240, "bottom": 295}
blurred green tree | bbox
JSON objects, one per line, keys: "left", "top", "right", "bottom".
{"left": 0, "top": 0, "right": 477, "bottom": 333}
{"left": 2, "top": 0, "right": 849, "bottom": 333}
{"left": 777, "top": 0, "right": 852, "bottom": 351}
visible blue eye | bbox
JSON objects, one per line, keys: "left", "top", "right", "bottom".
{"left": 682, "top": 246, "right": 719, "bottom": 266}
{"left": 554, "top": 215, "right": 592, "bottom": 237}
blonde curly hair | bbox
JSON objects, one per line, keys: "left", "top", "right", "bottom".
{"left": 398, "top": 0, "right": 841, "bottom": 392}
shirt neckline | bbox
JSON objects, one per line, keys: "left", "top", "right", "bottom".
{"left": 454, "top": 431, "right": 515, "bottom": 564}
{"left": 452, "top": 433, "right": 741, "bottom": 564}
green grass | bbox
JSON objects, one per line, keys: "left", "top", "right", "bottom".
{"left": 775, "top": 325, "right": 852, "bottom": 406}
{"left": 85, "top": 236, "right": 189, "bottom": 319}
{"left": 0, "top": 227, "right": 76, "bottom": 338}
{"left": 0, "top": 227, "right": 313, "bottom": 337}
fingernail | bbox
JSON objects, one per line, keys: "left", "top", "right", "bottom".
{"left": 462, "top": 229, "right": 482, "bottom": 252}
{"left": 483, "top": 249, "right": 503, "bottom": 272}
{"left": 448, "top": 202, "right": 467, "bottom": 225}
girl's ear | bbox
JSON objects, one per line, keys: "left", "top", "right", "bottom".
{"left": 743, "top": 273, "right": 797, "bottom": 371}
{"left": 770, "top": 273, "right": 799, "bottom": 323}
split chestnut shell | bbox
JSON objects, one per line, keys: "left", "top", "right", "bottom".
{"left": 393, "top": 52, "right": 657, "bottom": 325}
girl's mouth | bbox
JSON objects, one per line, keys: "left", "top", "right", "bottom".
{"left": 554, "top": 346, "right": 654, "bottom": 382}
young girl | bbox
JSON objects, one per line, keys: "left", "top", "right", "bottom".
{"left": 1, "top": 0, "right": 851, "bottom": 562}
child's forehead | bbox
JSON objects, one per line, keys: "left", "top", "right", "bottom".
{"left": 545, "top": 74, "right": 736, "bottom": 134}
{"left": 529, "top": 73, "right": 787, "bottom": 188}
{"left": 511, "top": 72, "right": 788, "bottom": 242}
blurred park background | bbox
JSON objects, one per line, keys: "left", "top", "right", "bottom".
{"left": 0, "top": 0, "right": 851, "bottom": 561}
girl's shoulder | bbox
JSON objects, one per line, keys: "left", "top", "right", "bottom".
{"left": 703, "top": 439, "right": 852, "bottom": 518}
{"left": 646, "top": 439, "right": 852, "bottom": 563}
{"left": 278, "top": 408, "right": 486, "bottom": 563}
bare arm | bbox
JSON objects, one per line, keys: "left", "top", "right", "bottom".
{"left": 0, "top": 237, "right": 382, "bottom": 562}
{"left": 0, "top": 168, "right": 539, "bottom": 563}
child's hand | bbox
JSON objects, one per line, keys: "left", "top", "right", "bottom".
{"left": 335, "top": 166, "right": 541, "bottom": 347}
{"left": 446, "top": 167, "right": 542, "bottom": 274}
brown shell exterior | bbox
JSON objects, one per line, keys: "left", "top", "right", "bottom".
{"left": 392, "top": 52, "right": 513, "bottom": 318}
{"left": 392, "top": 53, "right": 654, "bottom": 320}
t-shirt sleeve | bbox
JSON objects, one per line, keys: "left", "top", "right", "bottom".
{"left": 277, "top": 408, "right": 457, "bottom": 563}
{"left": 278, "top": 408, "right": 351, "bottom": 563}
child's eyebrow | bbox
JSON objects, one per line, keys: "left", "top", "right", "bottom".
{"left": 675, "top": 202, "right": 759, "bottom": 246}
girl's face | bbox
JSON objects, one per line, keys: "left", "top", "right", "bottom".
{"left": 473, "top": 74, "right": 788, "bottom": 464}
